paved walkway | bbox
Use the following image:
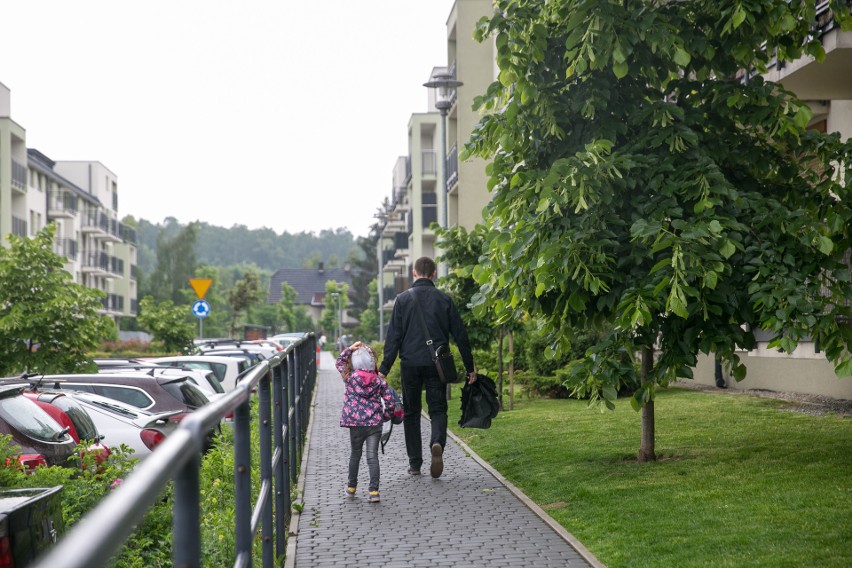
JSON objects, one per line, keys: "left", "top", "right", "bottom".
{"left": 287, "top": 352, "right": 603, "bottom": 568}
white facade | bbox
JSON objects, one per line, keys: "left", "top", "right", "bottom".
{"left": 0, "top": 82, "right": 137, "bottom": 325}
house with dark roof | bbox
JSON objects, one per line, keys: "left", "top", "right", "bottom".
{"left": 268, "top": 262, "right": 354, "bottom": 328}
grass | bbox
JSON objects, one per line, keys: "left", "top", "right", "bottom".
{"left": 447, "top": 386, "right": 852, "bottom": 568}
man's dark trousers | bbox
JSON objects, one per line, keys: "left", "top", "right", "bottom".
{"left": 401, "top": 365, "right": 447, "bottom": 470}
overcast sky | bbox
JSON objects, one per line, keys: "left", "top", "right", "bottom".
{"left": 1, "top": 0, "right": 458, "bottom": 238}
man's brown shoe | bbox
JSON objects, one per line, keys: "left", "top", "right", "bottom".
{"left": 430, "top": 443, "right": 444, "bottom": 478}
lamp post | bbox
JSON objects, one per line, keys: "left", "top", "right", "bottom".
{"left": 424, "top": 70, "right": 463, "bottom": 277}
{"left": 330, "top": 292, "right": 342, "bottom": 347}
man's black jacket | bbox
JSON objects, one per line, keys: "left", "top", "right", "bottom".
{"left": 379, "top": 278, "right": 475, "bottom": 376}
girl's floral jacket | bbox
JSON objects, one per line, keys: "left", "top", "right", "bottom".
{"left": 336, "top": 348, "right": 395, "bottom": 428}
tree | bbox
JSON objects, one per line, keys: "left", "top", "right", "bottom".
{"left": 227, "top": 271, "right": 262, "bottom": 337}
{"left": 0, "top": 225, "right": 113, "bottom": 375}
{"left": 320, "top": 281, "right": 349, "bottom": 340}
{"left": 353, "top": 279, "right": 379, "bottom": 342}
{"left": 137, "top": 296, "right": 195, "bottom": 353}
{"left": 147, "top": 222, "right": 199, "bottom": 303}
{"left": 436, "top": 224, "right": 497, "bottom": 350}
{"left": 268, "top": 281, "right": 313, "bottom": 334}
{"left": 349, "top": 233, "right": 379, "bottom": 329}
{"left": 466, "top": 1, "right": 852, "bottom": 461}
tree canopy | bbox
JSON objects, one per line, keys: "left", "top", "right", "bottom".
{"left": 465, "top": 0, "right": 852, "bottom": 458}
{"left": 0, "top": 225, "right": 113, "bottom": 375}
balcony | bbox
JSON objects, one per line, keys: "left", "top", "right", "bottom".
{"left": 82, "top": 252, "right": 110, "bottom": 274}
{"left": 762, "top": 1, "right": 852, "bottom": 100}
{"left": 11, "top": 216, "right": 27, "bottom": 237}
{"left": 54, "top": 238, "right": 79, "bottom": 261}
{"left": 82, "top": 211, "right": 109, "bottom": 236}
{"left": 120, "top": 224, "right": 137, "bottom": 245}
{"left": 130, "top": 264, "right": 138, "bottom": 281}
{"left": 422, "top": 192, "right": 438, "bottom": 228}
{"left": 447, "top": 145, "right": 459, "bottom": 189}
{"left": 48, "top": 190, "right": 79, "bottom": 218}
{"left": 102, "top": 293, "right": 125, "bottom": 313}
{"left": 11, "top": 160, "right": 27, "bottom": 193}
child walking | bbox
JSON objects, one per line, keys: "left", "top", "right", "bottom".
{"left": 336, "top": 340, "right": 396, "bottom": 503}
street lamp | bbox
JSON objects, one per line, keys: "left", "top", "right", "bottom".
{"left": 424, "top": 70, "right": 463, "bottom": 277}
{"left": 330, "top": 292, "right": 342, "bottom": 346}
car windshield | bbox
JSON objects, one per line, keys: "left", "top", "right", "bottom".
{"left": 51, "top": 398, "right": 100, "bottom": 441}
{"left": 161, "top": 381, "right": 209, "bottom": 408}
{"left": 0, "top": 396, "right": 69, "bottom": 442}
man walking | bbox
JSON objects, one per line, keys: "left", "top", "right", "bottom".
{"left": 378, "top": 256, "right": 476, "bottom": 478}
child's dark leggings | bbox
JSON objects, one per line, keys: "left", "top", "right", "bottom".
{"left": 348, "top": 425, "right": 382, "bottom": 492}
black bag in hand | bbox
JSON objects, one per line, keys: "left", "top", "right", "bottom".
{"left": 459, "top": 374, "right": 500, "bottom": 429}
{"left": 433, "top": 344, "right": 460, "bottom": 384}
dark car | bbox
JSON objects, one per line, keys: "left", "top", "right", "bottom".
{"left": 0, "top": 385, "right": 77, "bottom": 469}
{"left": 0, "top": 486, "right": 65, "bottom": 566}
{"left": 2, "top": 373, "right": 210, "bottom": 423}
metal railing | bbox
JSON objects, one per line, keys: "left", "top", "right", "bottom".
{"left": 33, "top": 334, "right": 317, "bottom": 568}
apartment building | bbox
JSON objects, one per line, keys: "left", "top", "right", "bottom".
{"left": 691, "top": 3, "right": 852, "bottom": 399}
{"left": 376, "top": 0, "right": 495, "bottom": 337}
{"left": 0, "top": 82, "right": 138, "bottom": 326}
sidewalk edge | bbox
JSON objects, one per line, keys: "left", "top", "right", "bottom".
{"left": 446, "top": 427, "right": 607, "bottom": 568}
{"left": 283, "top": 374, "right": 320, "bottom": 568}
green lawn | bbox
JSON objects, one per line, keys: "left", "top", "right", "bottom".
{"left": 447, "top": 386, "right": 851, "bottom": 568}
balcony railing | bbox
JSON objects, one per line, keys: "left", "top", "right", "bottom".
{"left": 11, "top": 216, "right": 27, "bottom": 237}
{"left": 120, "top": 224, "right": 137, "bottom": 244}
{"left": 130, "top": 264, "right": 138, "bottom": 280}
{"left": 11, "top": 160, "right": 27, "bottom": 192}
{"left": 84, "top": 252, "right": 110, "bottom": 271}
{"left": 48, "top": 190, "right": 80, "bottom": 215}
{"left": 54, "top": 238, "right": 79, "bottom": 261}
{"left": 447, "top": 144, "right": 459, "bottom": 189}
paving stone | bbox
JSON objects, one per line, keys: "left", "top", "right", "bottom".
{"left": 292, "top": 353, "right": 596, "bottom": 567}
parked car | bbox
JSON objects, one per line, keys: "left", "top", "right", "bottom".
{"left": 94, "top": 361, "right": 226, "bottom": 400}
{"left": 200, "top": 348, "right": 266, "bottom": 367}
{"left": 195, "top": 339, "right": 277, "bottom": 359}
{"left": 1, "top": 373, "right": 210, "bottom": 422}
{"left": 248, "top": 339, "right": 285, "bottom": 352}
{"left": 0, "top": 385, "right": 77, "bottom": 470}
{"left": 271, "top": 332, "right": 309, "bottom": 349}
{"left": 0, "top": 486, "right": 65, "bottom": 566}
{"left": 143, "top": 355, "right": 250, "bottom": 392}
{"left": 21, "top": 390, "right": 112, "bottom": 468}
{"left": 57, "top": 391, "right": 181, "bottom": 459}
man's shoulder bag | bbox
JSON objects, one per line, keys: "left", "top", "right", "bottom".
{"left": 409, "top": 288, "right": 461, "bottom": 383}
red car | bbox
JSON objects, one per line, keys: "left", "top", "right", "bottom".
{"left": 22, "top": 391, "right": 112, "bottom": 469}
{"left": 0, "top": 386, "right": 77, "bottom": 471}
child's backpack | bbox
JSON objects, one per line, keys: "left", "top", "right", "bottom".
{"left": 380, "top": 386, "right": 404, "bottom": 454}
{"left": 384, "top": 386, "right": 404, "bottom": 425}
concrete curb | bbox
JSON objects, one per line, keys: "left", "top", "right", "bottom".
{"left": 446, "top": 425, "right": 607, "bottom": 568}
{"left": 282, "top": 378, "right": 319, "bottom": 568}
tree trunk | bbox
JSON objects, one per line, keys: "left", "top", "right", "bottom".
{"left": 509, "top": 329, "right": 515, "bottom": 411}
{"left": 637, "top": 346, "right": 657, "bottom": 462}
{"left": 497, "top": 326, "right": 505, "bottom": 410}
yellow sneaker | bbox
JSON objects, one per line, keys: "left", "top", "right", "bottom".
{"left": 368, "top": 491, "right": 380, "bottom": 503}
{"left": 345, "top": 486, "right": 356, "bottom": 498}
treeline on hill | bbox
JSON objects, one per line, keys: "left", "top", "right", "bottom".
{"left": 114, "top": 216, "right": 375, "bottom": 342}
{"left": 133, "top": 217, "right": 362, "bottom": 275}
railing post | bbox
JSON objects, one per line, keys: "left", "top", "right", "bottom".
{"left": 234, "top": 395, "right": 252, "bottom": 566}
{"left": 288, "top": 349, "right": 298, "bottom": 483}
{"left": 293, "top": 346, "right": 303, "bottom": 470}
{"left": 272, "top": 361, "right": 287, "bottom": 559}
{"left": 173, "top": 452, "right": 201, "bottom": 568}
{"left": 258, "top": 370, "right": 273, "bottom": 568}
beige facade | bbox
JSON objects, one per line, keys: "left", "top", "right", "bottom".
{"left": 0, "top": 82, "right": 137, "bottom": 326}
{"left": 691, "top": 9, "right": 852, "bottom": 399}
